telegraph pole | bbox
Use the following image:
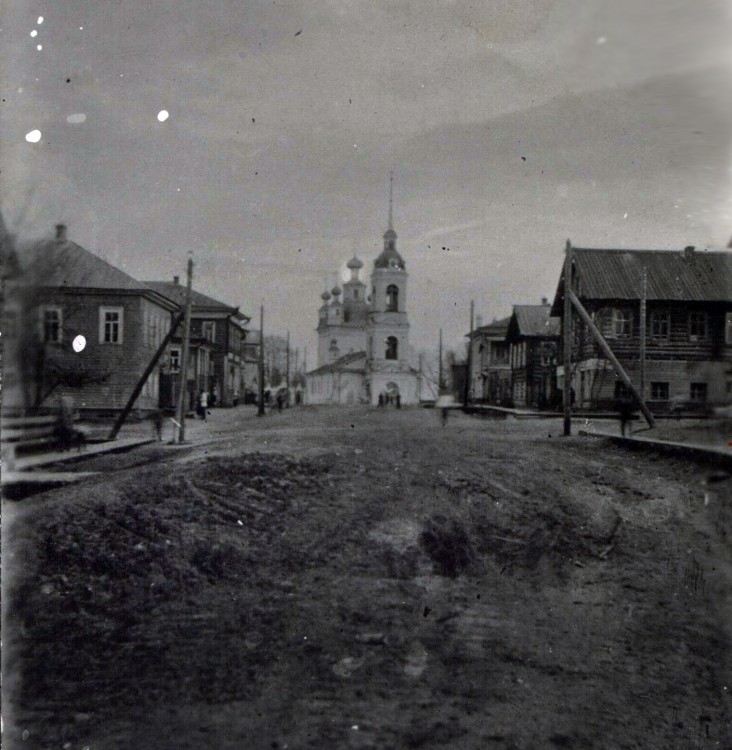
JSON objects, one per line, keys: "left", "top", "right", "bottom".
{"left": 562, "top": 240, "right": 573, "bottom": 436}
{"left": 639, "top": 267, "right": 647, "bottom": 402}
{"left": 286, "top": 330, "right": 291, "bottom": 406}
{"left": 258, "top": 305, "right": 265, "bottom": 416}
{"left": 438, "top": 328, "right": 444, "bottom": 393}
{"left": 176, "top": 253, "right": 194, "bottom": 443}
{"left": 464, "top": 300, "right": 474, "bottom": 409}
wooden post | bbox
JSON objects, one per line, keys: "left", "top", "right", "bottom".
{"left": 464, "top": 300, "right": 474, "bottom": 409}
{"left": 107, "top": 309, "right": 185, "bottom": 440}
{"left": 286, "top": 330, "right": 290, "bottom": 406}
{"left": 257, "top": 305, "right": 265, "bottom": 416}
{"left": 176, "top": 255, "right": 194, "bottom": 443}
{"left": 639, "top": 267, "right": 647, "bottom": 402}
{"left": 438, "top": 328, "right": 444, "bottom": 393}
{"left": 567, "top": 289, "right": 655, "bottom": 428}
{"left": 562, "top": 240, "right": 573, "bottom": 436}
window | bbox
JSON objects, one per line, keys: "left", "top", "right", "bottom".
{"left": 614, "top": 381, "right": 631, "bottom": 399}
{"left": 611, "top": 308, "right": 632, "bottom": 337}
{"left": 385, "top": 336, "right": 398, "bottom": 360}
{"left": 690, "top": 382, "right": 707, "bottom": 402}
{"left": 725, "top": 312, "right": 732, "bottom": 345}
{"left": 386, "top": 284, "right": 399, "bottom": 312}
{"left": 688, "top": 311, "right": 707, "bottom": 340}
{"left": 41, "top": 306, "right": 62, "bottom": 343}
{"left": 202, "top": 321, "right": 216, "bottom": 342}
{"left": 99, "top": 306, "right": 123, "bottom": 344}
{"left": 169, "top": 347, "right": 181, "bottom": 372}
{"left": 650, "top": 310, "right": 670, "bottom": 339}
{"left": 651, "top": 382, "right": 669, "bottom": 400}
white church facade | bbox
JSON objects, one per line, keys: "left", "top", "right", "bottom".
{"left": 306, "top": 203, "right": 421, "bottom": 405}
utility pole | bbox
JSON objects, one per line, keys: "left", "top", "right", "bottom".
{"left": 176, "top": 253, "right": 194, "bottom": 443}
{"left": 464, "top": 299, "right": 474, "bottom": 409}
{"left": 562, "top": 240, "right": 573, "bottom": 436}
{"left": 286, "top": 330, "right": 290, "bottom": 406}
{"left": 438, "top": 328, "right": 444, "bottom": 393}
{"left": 258, "top": 305, "right": 265, "bottom": 416}
{"left": 639, "top": 267, "right": 647, "bottom": 402}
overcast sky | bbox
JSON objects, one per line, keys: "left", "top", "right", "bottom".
{"left": 2, "top": 0, "right": 731, "bottom": 358}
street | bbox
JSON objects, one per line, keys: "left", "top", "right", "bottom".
{"left": 3, "top": 406, "right": 731, "bottom": 749}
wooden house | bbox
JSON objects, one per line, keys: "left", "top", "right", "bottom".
{"left": 505, "top": 302, "right": 559, "bottom": 409}
{"left": 4, "top": 224, "right": 178, "bottom": 416}
{"left": 466, "top": 317, "right": 511, "bottom": 404}
{"left": 145, "top": 280, "right": 251, "bottom": 407}
{"left": 551, "top": 246, "right": 732, "bottom": 411}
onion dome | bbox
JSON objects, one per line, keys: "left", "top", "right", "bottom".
{"left": 346, "top": 255, "right": 363, "bottom": 270}
{"left": 320, "top": 290, "right": 331, "bottom": 302}
{"left": 331, "top": 284, "right": 342, "bottom": 297}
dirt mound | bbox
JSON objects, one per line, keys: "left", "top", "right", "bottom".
{"left": 6, "top": 452, "right": 330, "bottom": 740}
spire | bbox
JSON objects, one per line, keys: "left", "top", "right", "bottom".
{"left": 388, "top": 170, "right": 394, "bottom": 231}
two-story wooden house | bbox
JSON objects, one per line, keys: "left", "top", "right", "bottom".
{"left": 551, "top": 246, "right": 732, "bottom": 411}
{"left": 466, "top": 317, "right": 511, "bottom": 404}
{"left": 505, "top": 302, "right": 560, "bottom": 409}
{"left": 4, "top": 225, "right": 179, "bottom": 416}
{"left": 146, "top": 280, "right": 250, "bottom": 407}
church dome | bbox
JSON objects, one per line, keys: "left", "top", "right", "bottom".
{"left": 331, "top": 284, "right": 342, "bottom": 296}
{"left": 320, "top": 290, "right": 331, "bottom": 301}
{"left": 374, "top": 245, "right": 406, "bottom": 270}
{"left": 346, "top": 255, "right": 363, "bottom": 270}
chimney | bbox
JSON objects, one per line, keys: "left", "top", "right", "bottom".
{"left": 173, "top": 275, "right": 180, "bottom": 285}
{"left": 541, "top": 296, "right": 548, "bottom": 306}
{"left": 683, "top": 245, "right": 695, "bottom": 260}
{"left": 55, "top": 224, "right": 67, "bottom": 242}
{"left": 476, "top": 315, "right": 483, "bottom": 328}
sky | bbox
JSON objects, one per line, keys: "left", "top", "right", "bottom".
{"left": 2, "top": 0, "right": 732, "bottom": 360}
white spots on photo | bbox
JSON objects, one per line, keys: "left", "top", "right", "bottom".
{"left": 25, "top": 129, "right": 41, "bottom": 143}
{"left": 66, "top": 113, "right": 87, "bottom": 124}
{"left": 72, "top": 335, "right": 86, "bottom": 352}
{"left": 157, "top": 109, "right": 169, "bottom": 122}
{"left": 30, "top": 29, "right": 37, "bottom": 37}
{"left": 596, "top": 36, "right": 607, "bottom": 45}
{"left": 37, "top": 16, "right": 44, "bottom": 24}
{"left": 36, "top": 44, "right": 42, "bottom": 51}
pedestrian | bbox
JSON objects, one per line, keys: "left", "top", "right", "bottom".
{"left": 617, "top": 396, "right": 633, "bottom": 437}
{"left": 151, "top": 409, "right": 164, "bottom": 441}
{"left": 212, "top": 384, "right": 219, "bottom": 407}
{"left": 276, "top": 392, "right": 284, "bottom": 412}
{"left": 199, "top": 389, "right": 209, "bottom": 420}
{"left": 441, "top": 407, "right": 448, "bottom": 426}
{"left": 396, "top": 394, "right": 401, "bottom": 409}
{"left": 378, "top": 393, "right": 384, "bottom": 408}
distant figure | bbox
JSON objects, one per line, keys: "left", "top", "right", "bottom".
{"left": 211, "top": 385, "right": 219, "bottom": 407}
{"left": 617, "top": 397, "right": 633, "bottom": 436}
{"left": 396, "top": 394, "right": 401, "bottom": 409}
{"left": 233, "top": 389, "right": 239, "bottom": 407}
{"left": 151, "top": 409, "right": 164, "bottom": 441}
{"left": 199, "top": 390, "right": 208, "bottom": 420}
{"left": 441, "top": 407, "right": 448, "bottom": 427}
{"left": 378, "top": 393, "right": 384, "bottom": 408}
{"left": 276, "top": 393, "right": 284, "bottom": 411}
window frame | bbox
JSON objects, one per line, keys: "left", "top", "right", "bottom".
{"left": 386, "top": 284, "right": 399, "bottom": 312}
{"left": 650, "top": 381, "right": 669, "bottom": 400}
{"left": 41, "top": 305, "right": 63, "bottom": 343}
{"left": 611, "top": 308, "right": 632, "bottom": 337}
{"left": 385, "top": 335, "right": 398, "bottom": 360}
{"left": 99, "top": 305, "right": 124, "bottom": 345}
{"left": 650, "top": 309, "right": 670, "bottom": 339}
{"left": 689, "top": 382, "right": 707, "bottom": 403}
{"left": 688, "top": 311, "right": 708, "bottom": 340}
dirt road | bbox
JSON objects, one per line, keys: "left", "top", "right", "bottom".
{"left": 3, "top": 406, "right": 731, "bottom": 749}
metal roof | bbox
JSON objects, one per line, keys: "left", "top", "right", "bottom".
{"left": 552, "top": 247, "right": 732, "bottom": 313}
{"left": 509, "top": 305, "right": 559, "bottom": 338}
{"left": 467, "top": 316, "right": 511, "bottom": 339}
{"left": 145, "top": 281, "right": 249, "bottom": 323}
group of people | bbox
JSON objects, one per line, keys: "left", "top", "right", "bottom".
{"left": 377, "top": 392, "right": 401, "bottom": 408}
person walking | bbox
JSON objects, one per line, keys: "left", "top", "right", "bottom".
{"left": 396, "top": 394, "right": 401, "bottom": 409}
{"left": 378, "top": 393, "right": 384, "bottom": 408}
{"left": 199, "top": 389, "right": 209, "bottom": 420}
{"left": 617, "top": 396, "right": 633, "bottom": 436}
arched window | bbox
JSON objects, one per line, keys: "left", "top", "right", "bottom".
{"left": 386, "top": 284, "right": 399, "bottom": 312}
{"left": 385, "top": 336, "right": 398, "bottom": 360}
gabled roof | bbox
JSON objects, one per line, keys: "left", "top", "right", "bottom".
{"left": 21, "top": 239, "right": 150, "bottom": 292}
{"left": 467, "top": 316, "right": 511, "bottom": 339}
{"left": 551, "top": 247, "right": 732, "bottom": 314}
{"left": 307, "top": 351, "right": 367, "bottom": 376}
{"left": 507, "top": 305, "right": 559, "bottom": 340}
{"left": 145, "top": 281, "right": 250, "bottom": 323}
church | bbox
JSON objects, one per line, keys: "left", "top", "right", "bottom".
{"left": 306, "top": 192, "right": 421, "bottom": 406}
